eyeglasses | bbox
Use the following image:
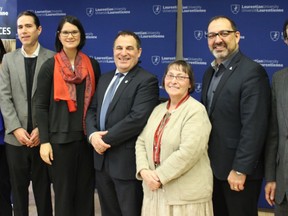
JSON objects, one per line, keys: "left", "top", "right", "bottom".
{"left": 59, "top": 30, "right": 80, "bottom": 37}
{"left": 165, "top": 74, "right": 189, "bottom": 81}
{"left": 206, "top": 30, "right": 236, "bottom": 40}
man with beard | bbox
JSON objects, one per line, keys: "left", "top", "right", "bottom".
{"left": 201, "top": 15, "right": 271, "bottom": 216}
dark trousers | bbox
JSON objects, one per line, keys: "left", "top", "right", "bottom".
{"left": 95, "top": 158, "right": 143, "bottom": 216}
{"left": 51, "top": 140, "right": 95, "bottom": 216}
{"left": 0, "top": 144, "right": 12, "bottom": 216}
{"left": 6, "top": 144, "right": 52, "bottom": 216}
{"left": 213, "top": 176, "right": 262, "bottom": 216}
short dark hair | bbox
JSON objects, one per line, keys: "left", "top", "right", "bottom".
{"left": 162, "top": 60, "right": 195, "bottom": 93}
{"left": 55, "top": 15, "right": 86, "bottom": 52}
{"left": 17, "top": 11, "right": 41, "bottom": 28}
{"left": 113, "top": 31, "right": 141, "bottom": 49}
{"left": 207, "top": 15, "right": 238, "bottom": 31}
{"left": 283, "top": 19, "right": 288, "bottom": 39}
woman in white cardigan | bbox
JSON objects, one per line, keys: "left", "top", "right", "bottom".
{"left": 136, "top": 60, "right": 213, "bottom": 216}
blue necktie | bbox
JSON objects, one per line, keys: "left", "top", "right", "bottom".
{"left": 100, "top": 73, "right": 123, "bottom": 130}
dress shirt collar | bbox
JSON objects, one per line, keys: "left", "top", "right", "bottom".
{"left": 21, "top": 43, "right": 40, "bottom": 58}
{"left": 115, "top": 69, "right": 128, "bottom": 76}
{"left": 211, "top": 49, "right": 239, "bottom": 71}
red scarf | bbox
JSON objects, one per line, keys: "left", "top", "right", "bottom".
{"left": 54, "top": 50, "right": 96, "bottom": 134}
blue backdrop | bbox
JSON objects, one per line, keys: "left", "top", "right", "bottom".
{"left": 18, "top": 0, "right": 287, "bottom": 100}
{"left": 17, "top": 0, "right": 287, "bottom": 210}
{"left": 0, "top": 0, "right": 17, "bottom": 39}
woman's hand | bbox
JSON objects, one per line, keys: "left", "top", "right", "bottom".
{"left": 140, "top": 169, "right": 162, "bottom": 191}
{"left": 40, "top": 143, "right": 53, "bottom": 165}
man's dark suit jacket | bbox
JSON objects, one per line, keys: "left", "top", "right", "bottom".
{"left": 201, "top": 51, "right": 271, "bottom": 180}
{"left": 86, "top": 64, "right": 159, "bottom": 180}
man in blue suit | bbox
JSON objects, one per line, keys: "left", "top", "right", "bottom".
{"left": 86, "top": 31, "right": 159, "bottom": 216}
{"left": 201, "top": 15, "right": 271, "bottom": 216}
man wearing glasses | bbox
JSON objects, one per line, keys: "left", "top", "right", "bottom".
{"left": 265, "top": 19, "right": 288, "bottom": 216}
{"left": 201, "top": 15, "right": 271, "bottom": 216}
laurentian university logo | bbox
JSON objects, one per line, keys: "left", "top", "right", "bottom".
{"left": 231, "top": 4, "right": 240, "bottom": 14}
{"left": 195, "top": 83, "right": 202, "bottom": 93}
{"left": 86, "top": 8, "right": 94, "bottom": 17}
{"left": 270, "top": 31, "right": 280, "bottom": 42}
{"left": 153, "top": 5, "right": 161, "bottom": 15}
{"left": 151, "top": 56, "right": 161, "bottom": 65}
{"left": 194, "top": 30, "right": 203, "bottom": 40}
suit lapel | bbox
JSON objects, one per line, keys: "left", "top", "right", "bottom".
{"left": 202, "top": 67, "right": 214, "bottom": 106}
{"left": 15, "top": 50, "right": 27, "bottom": 98}
{"left": 99, "top": 66, "right": 138, "bottom": 125}
{"left": 209, "top": 52, "right": 241, "bottom": 114}
{"left": 31, "top": 46, "right": 44, "bottom": 97}
{"left": 107, "top": 68, "right": 136, "bottom": 113}
{"left": 97, "top": 72, "right": 116, "bottom": 121}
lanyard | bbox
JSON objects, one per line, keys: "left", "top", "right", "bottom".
{"left": 153, "top": 93, "right": 190, "bottom": 165}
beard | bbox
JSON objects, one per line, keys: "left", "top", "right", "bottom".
{"left": 212, "top": 48, "right": 229, "bottom": 60}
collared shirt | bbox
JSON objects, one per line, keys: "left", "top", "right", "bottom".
{"left": 210, "top": 49, "right": 238, "bottom": 71}
{"left": 21, "top": 43, "right": 40, "bottom": 58}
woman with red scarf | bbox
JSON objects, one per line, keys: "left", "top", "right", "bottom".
{"left": 35, "top": 15, "right": 101, "bottom": 216}
{"left": 136, "top": 60, "right": 213, "bottom": 216}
